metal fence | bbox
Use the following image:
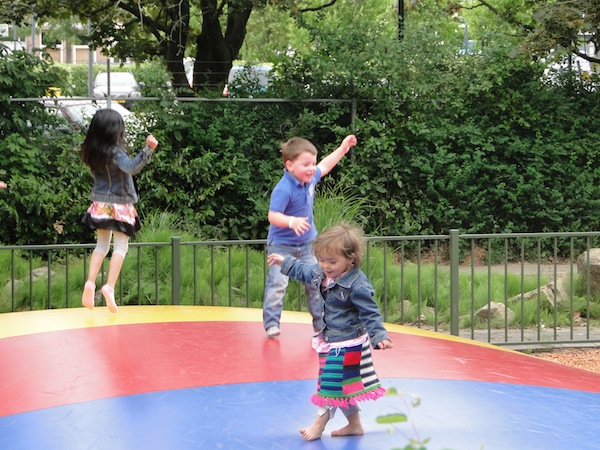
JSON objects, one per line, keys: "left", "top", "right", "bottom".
{"left": 3, "top": 230, "right": 600, "bottom": 348}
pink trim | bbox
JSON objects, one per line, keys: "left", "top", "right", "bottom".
{"left": 310, "top": 386, "right": 386, "bottom": 408}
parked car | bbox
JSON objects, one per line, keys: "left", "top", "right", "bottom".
{"left": 184, "top": 60, "right": 272, "bottom": 95}
{"left": 0, "top": 40, "right": 24, "bottom": 55}
{"left": 225, "top": 65, "right": 272, "bottom": 96}
{"left": 93, "top": 72, "right": 142, "bottom": 109}
{"left": 44, "top": 98, "right": 139, "bottom": 133}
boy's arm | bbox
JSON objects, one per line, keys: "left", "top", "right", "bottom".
{"left": 317, "top": 134, "right": 357, "bottom": 177}
{"left": 268, "top": 210, "right": 310, "bottom": 236}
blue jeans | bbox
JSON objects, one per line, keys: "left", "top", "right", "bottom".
{"left": 263, "top": 243, "right": 324, "bottom": 332}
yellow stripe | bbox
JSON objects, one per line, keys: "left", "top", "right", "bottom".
{"left": 0, "top": 306, "right": 311, "bottom": 339}
{"left": 0, "top": 306, "right": 516, "bottom": 353}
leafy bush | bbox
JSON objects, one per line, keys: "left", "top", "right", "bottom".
{"left": 3, "top": 19, "right": 600, "bottom": 251}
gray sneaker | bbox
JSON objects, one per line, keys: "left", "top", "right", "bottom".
{"left": 266, "top": 325, "right": 281, "bottom": 337}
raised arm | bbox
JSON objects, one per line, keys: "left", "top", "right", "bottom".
{"left": 317, "top": 134, "right": 357, "bottom": 177}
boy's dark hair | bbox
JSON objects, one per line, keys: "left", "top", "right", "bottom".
{"left": 313, "top": 222, "right": 365, "bottom": 267}
{"left": 80, "top": 108, "right": 125, "bottom": 172}
{"left": 280, "top": 137, "right": 318, "bottom": 164}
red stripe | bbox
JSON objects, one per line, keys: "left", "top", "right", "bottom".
{"left": 1, "top": 321, "right": 600, "bottom": 417}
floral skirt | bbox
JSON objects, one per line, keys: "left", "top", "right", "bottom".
{"left": 310, "top": 338, "right": 386, "bottom": 408}
{"left": 81, "top": 201, "right": 141, "bottom": 238}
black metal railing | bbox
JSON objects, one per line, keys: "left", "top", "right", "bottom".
{"left": 3, "top": 230, "right": 600, "bottom": 348}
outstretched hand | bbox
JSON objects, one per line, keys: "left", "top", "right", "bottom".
{"left": 268, "top": 253, "right": 284, "bottom": 267}
{"left": 340, "top": 134, "right": 357, "bottom": 153}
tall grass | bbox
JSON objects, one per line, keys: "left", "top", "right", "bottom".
{"left": 1, "top": 206, "right": 596, "bottom": 335}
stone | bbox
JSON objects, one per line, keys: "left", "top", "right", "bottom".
{"left": 507, "top": 274, "right": 569, "bottom": 311}
{"left": 475, "top": 301, "right": 515, "bottom": 324}
{"left": 577, "top": 249, "right": 600, "bottom": 294}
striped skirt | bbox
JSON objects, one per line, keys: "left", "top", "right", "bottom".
{"left": 311, "top": 339, "right": 386, "bottom": 408}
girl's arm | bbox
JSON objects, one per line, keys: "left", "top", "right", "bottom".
{"left": 352, "top": 283, "right": 391, "bottom": 348}
{"left": 267, "top": 253, "right": 285, "bottom": 266}
{"left": 113, "top": 148, "right": 150, "bottom": 175}
{"left": 279, "top": 255, "right": 316, "bottom": 285}
{"left": 114, "top": 135, "right": 159, "bottom": 176}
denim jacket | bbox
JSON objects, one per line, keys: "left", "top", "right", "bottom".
{"left": 280, "top": 255, "right": 390, "bottom": 347}
{"left": 89, "top": 146, "right": 153, "bottom": 204}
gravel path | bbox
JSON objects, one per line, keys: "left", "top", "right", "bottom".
{"left": 533, "top": 348, "right": 600, "bottom": 374}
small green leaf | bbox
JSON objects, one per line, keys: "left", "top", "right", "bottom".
{"left": 376, "top": 413, "right": 408, "bottom": 424}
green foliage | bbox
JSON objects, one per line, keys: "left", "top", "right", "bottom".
{"left": 0, "top": 51, "right": 91, "bottom": 245}
{"left": 376, "top": 387, "right": 433, "bottom": 450}
{"left": 0, "top": 50, "right": 69, "bottom": 138}
{"left": 3, "top": 1, "right": 600, "bottom": 249}
{"left": 0, "top": 122, "right": 90, "bottom": 245}
{"left": 313, "top": 184, "right": 372, "bottom": 232}
{"left": 132, "top": 94, "right": 356, "bottom": 240}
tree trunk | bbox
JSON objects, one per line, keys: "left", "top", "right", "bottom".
{"left": 193, "top": 0, "right": 252, "bottom": 90}
{"left": 164, "top": 0, "right": 191, "bottom": 91}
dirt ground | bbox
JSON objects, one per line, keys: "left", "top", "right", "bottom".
{"left": 533, "top": 348, "right": 600, "bottom": 374}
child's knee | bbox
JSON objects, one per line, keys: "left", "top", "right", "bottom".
{"left": 112, "top": 240, "right": 129, "bottom": 258}
{"left": 93, "top": 242, "right": 110, "bottom": 257}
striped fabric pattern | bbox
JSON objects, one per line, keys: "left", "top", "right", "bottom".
{"left": 311, "top": 340, "right": 386, "bottom": 408}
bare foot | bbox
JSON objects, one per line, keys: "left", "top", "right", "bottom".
{"left": 299, "top": 423, "right": 325, "bottom": 441}
{"left": 299, "top": 412, "right": 329, "bottom": 441}
{"left": 82, "top": 281, "right": 95, "bottom": 310}
{"left": 331, "top": 423, "right": 364, "bottom": 437}
{"left": 101, "top": 285, "right": 118, "bottom": 313}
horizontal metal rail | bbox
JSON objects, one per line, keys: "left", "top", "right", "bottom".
{"left": 2, "top": 231, "right": 600, "bottom": 349}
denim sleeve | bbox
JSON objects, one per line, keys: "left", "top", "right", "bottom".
{"left": 280, "top": 255, "right": 315, "bottom": 284}
{"left": 352, "top": 283, "right": 390, "bottom": 347}
{"left": 112, "top": 146, "right": 150, "bottom": 176}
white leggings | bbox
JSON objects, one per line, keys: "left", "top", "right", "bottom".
{"left": 318, "top": 403, "right": 360, "bottom": 420}
{"left": 93, "top": 229, "right": 129, "bottom": 258}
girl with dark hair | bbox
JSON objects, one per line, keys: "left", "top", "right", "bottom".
{"left": 80, "top": 108, "right": 158, "bottom": 313}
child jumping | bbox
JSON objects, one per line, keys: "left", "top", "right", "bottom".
{"left": 263, "top": 134, "right": 357, "bottom": 337}
{"left": 80, "top": 108, "right": 158, "bottom": 313}
{"left": 268, "top": 222, "right": 393, "bottom": 440}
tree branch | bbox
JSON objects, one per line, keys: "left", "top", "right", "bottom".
{"left": 299, "top": 0, "right": 337, "bottom": 13}
{"left": 459, "top": 0, "right": 534, "bottom": 33}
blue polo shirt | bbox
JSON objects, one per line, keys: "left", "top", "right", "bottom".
{"left": 267, "top": 168, "right": 322, "bottom": 245}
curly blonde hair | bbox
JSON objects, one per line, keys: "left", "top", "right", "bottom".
{"left": 312, "top": 222, "right": 365, "bottom": 267}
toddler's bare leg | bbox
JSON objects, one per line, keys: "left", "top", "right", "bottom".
{"left": 300, "top": 408, "right": 331, "bottom": 441}
{"left": 331, "top": 407, "right": 364, "bottom": 437}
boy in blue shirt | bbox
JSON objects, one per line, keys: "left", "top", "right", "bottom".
{"left": 263, "top": 134, "right": 357, "bottom": 337}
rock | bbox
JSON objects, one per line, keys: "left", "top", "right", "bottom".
{"left": 31, "top": 267, "right": 54, "bottom": 280}
{"left": 507, "top": 274, "right": 569, "bottom": 311}
{"left": 577, "top": 249, "right": 600, "bottom": 294}
{"left": 475, "top": 301, "right": 515, "bottom": 324}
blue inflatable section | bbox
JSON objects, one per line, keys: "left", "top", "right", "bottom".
{"left": 2, "top": 378, "right": 599, "bottom": 450}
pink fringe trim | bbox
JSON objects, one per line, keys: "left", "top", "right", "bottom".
{"left": 310, "top": 386, "right": 386, "bottom": 408}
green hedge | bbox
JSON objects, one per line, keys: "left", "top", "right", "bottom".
{"left": 1, "top": 48, "right": 600, "bottom": 247}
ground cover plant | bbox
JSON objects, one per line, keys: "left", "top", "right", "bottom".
{"left": 2, "top": 209, "right": 598, "bottom": 337}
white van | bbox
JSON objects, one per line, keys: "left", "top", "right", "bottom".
{"left": 0, "top": 40, "right": 24, "bottom": 54}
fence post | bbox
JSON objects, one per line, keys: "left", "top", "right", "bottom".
{"left": 172, "top": 236, "right": 181, "bottom": 305}
{"left": 449, "top": 229, "right": 460, "bottom": 336}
